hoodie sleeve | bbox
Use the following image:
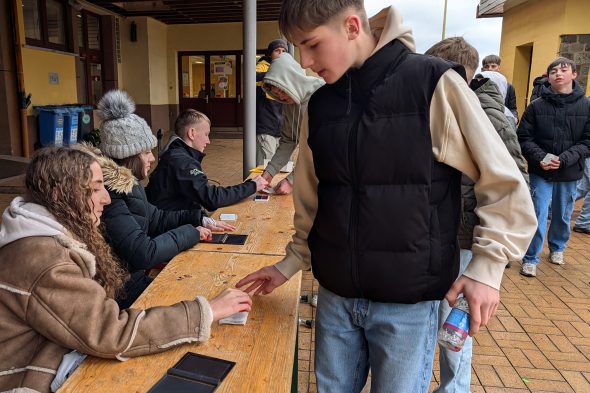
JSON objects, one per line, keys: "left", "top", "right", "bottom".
{"left": 430, "top": 70, "right": 537, "bottom": 290}
{"left": 265, "top": 105, "right": 300, "bottom": 178}
{"left": 274, "top": 118, "right": 317, "bottom": 278}
{"left": 27, "top": 251, "right": 213, "bottom": 360}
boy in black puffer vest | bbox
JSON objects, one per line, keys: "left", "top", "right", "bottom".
{"left": 236, "top": 2, "right": 537, "bottom": 391}
{"left": 518, "top": 57, "right": 590, "bottom": 277}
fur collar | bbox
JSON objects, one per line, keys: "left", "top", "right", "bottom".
{"left": 74, "top": 144, "right": 136, "bottom": 195}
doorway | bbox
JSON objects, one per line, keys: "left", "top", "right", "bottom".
{"left": 178, "top": 51, "right": 243, "bottom": 129}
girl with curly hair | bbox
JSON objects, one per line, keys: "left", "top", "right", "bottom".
{"left": 0, "top": 147, "right": 251, "bottom": 393}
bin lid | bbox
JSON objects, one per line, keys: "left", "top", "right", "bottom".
{"left": 34, "top": 107, "right": 69, "bottom": 114}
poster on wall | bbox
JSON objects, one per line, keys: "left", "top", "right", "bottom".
{"left": 214, "top": 61, "right": 233, "bottom": 75}
{"left": 218, "top": 76, "right": 228, "bottom": 90}
{"left": 182, "top": 73, "right": 189, "bottom": 86}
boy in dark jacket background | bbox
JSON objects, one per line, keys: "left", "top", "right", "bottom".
{"left": 518, "top": 57, "right": 590, "bottom": 277}
{"left": 481, "top": 54, "right": 519, "bottom": 121}
{"left": 147, "top": 109, "right": 267, "bottom": 212}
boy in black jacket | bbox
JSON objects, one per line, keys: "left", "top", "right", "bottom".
{"left": 147, "top": 109, "right": 267, "bottom": 212}
{"left": 518, "top": 57, "right": 590, "bottom": 277}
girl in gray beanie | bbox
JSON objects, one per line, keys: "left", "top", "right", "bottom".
{"left": 92, "top": 90, "right": 213, "bottom": 307}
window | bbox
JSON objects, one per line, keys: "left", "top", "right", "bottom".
{"left": 77, "top": 10, "right": 104, "bottom": 106}
{"left": 23, "top": 0, "right": 71, "bottom": 52}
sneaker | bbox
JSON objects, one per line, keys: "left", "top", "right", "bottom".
{"left": 573, "top": 225, "right": 590, "bottom": 234}
{"left": 520, "top": 262, "right": 537, "bottom": 277}
{"left": 549, "top": 251, "right": 564, "bottom": 265}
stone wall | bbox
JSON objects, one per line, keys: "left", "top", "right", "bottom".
{"left": 560, "top": 34, "right": 590, "bottom": 92}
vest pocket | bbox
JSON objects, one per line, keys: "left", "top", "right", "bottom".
{"left": 429, "top": 206, "right": 442, "bottom": 276}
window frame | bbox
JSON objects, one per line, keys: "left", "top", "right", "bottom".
{"left": 78, "top": 10, "right": 105, "bottom": 106}
{"left": 24, "top": 0, "right": 73, "bottom": 53}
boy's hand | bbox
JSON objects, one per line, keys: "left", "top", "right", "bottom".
{"left": 261, "top": 171, "right": 273, "bottom": 183}
{"left": 235, "top": 266, "right": 288, "bottom": 295}
{"left": 445, "top": 275, "right": 499, "bottom": 336}
{"left": 252, "top": 175, "right": 269, "bottom": 191}
{"left": 540, "top": 158, "right": 560, "bottom": 171}
{"left": 274, "top": 178, "right": 293, "bottom": 195}
{"left": 202, "top": 217, "right": 236, "bottom": 232}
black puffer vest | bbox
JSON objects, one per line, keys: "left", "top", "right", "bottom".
{"left": 307, "top": 40, "right": 462, "bottom": 303}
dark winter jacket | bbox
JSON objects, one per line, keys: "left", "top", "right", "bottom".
{"left": 529, "top": 75, "right": 548, "bottom": 103}
{"left": 306, "top": 40, "right": 463, "bottom": 303}
{"left": 517, "top": 81, "right": 590, "bottom": 182}
{"left": 146, "top": 136, "right": 256, "bottom": 211}
{"left": 256, "top": 56, "right": 282, "bottom": 137}
{"left": 505, "top": 83, "right": 518, "bottom": 119}
{"left": 459, "top": 78, "right": 529, "bottom": 249}
{"left": 95, "top": 153, "right": 203, "bottom": 272}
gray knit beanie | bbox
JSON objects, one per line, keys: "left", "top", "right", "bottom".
{"left": 97, "top": 90, "right": 157, "bottom": 159}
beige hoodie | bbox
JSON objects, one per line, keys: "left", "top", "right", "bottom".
{"left": 274, "top": 6, "right": 537, "bottom": 291}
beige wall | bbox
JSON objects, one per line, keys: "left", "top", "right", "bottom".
{"left": 166, "top": 21, "right": 281, "bottom": 104}
{"left": 119, "top": 18, "right": 151, "bottom": 104}
{"left": 147, "top": 18, "right": 169, "bottom": 105}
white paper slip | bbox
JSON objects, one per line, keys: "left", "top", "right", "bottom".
{"left": 219, "top": 311, "right": 249, "bottom": 325}
{"left": 219, "top": 213, "right": 237, "bottom": 221}
{"left": 261, "top": 187, "right": 276, "bottom": 195}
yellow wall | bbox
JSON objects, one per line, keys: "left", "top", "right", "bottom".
{"left": 119, "top": 18, "right": 151, "bottom": 104}
{"left": 166, "top": 21, "right": 281, "bottom": 104}
{"left": 147, "top": 18, "right": 169, "bottom": 105}
{"left": 500, "top": 0, "right": 590, "bottom": 116}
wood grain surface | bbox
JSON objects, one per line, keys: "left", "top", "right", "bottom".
{"left": 60, "top": 252, "right": 301, "bottom": 393}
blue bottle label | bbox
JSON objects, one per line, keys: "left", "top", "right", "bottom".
{"left": 443, "top": 308, "right": 469, "bottom": 339}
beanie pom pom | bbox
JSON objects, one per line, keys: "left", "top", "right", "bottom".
{"left": 97, "top": 90, "right": 136, "bottom": 121}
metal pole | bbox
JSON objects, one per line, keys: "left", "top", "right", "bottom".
{"left": 243, "top": 0, "right": 256, "bottom": 179}
{"left": 442, "top": 0, "right": 448, "bottom": 40}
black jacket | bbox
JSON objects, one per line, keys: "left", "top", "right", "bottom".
{"left": 505, "top": 83, "right": 518, "bottom": 119}
{"left": 256, "top": 56, "right": 282, "bottom": 136}
{"left": 307, "top": 40, "right": 462, "bottom": 304}
{"left": 146, "top": 137, "right": 256, "bottom": 211}
{"left": 529, "top": 75, "right": 548, "bottom": 103}
{"left": 517, "top": 81, "right": 590, "bottom": 182}
{"left": 100, "top": 159, "right": 203, "bottom": 272}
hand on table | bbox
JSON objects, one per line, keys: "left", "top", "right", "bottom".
{"left": 445, "top": 275, "right": 500, "bottom": 336}
{"left": 235, "top": 265, "right": 288, "bottom": 295}
{"left": 274, "top": 178, "right": 293, "bottom": 195}
{"left": 252, "top": 175, "right": 269, "bottom": 191}
{"left": 208, "top": 288, "right": 252, "bottom": 321}
{"left": 202, "top": 217, "right": 236, "bottom": 232}
{"left": 196, "top": 226, "right": 212, "bottom": 240}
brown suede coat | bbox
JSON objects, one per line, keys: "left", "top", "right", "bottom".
{"left": 0, "top": 199, "right": 212, "bottom": 393}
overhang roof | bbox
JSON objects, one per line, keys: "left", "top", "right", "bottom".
{"left": 476, "top": 0, "right": 505, "bottom": 18}
{"left": 84, "top": 0, "right": 283, "bottom": 24}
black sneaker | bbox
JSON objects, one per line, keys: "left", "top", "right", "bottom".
{"left": 573, "top": 226, "right": 590, "bottom": 234}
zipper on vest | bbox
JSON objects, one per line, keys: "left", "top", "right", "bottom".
{"left": 347, "top": 76, "right": 363, "bottom": 296}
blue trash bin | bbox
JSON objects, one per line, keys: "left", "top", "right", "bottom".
{"left": 37, "top": 107, "right": 68, "bottom": 147}
{"left": 64, "top": 107, "right": 85, "bottom": 145}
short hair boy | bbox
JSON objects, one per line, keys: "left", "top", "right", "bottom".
{"left": 518, "top": 56, "right": 590, "bottom": 277}
{"left": 146, "top": 109, "right": 267, "bottom": 212}
{"left": 482, "top": 54, "right": 519, "bottom": 118}
{"left": 237, "top": 2, "right": 536, "bottom": 391}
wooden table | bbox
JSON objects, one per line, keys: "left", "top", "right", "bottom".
{"left": 61, "top": 252, "right": 301, "bottom": 393}
{"left": 194, "top": 190, "right": 295, "bottom": 256}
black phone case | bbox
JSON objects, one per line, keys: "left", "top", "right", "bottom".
{"left": 202, "top": 234, "right": 248, "bottom": 245}
{"left": 148, "top": 352, "right": 235, "bottom": 393}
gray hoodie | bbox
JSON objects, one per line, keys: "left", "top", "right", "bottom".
{"left": 262, "top": 53, "right": 325, "bottom": 182}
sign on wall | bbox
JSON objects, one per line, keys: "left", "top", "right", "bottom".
{"left": 48, "top": 72, "right": 59, "bottom": 85}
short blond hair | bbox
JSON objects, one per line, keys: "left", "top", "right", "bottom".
{"left": 425, "top": 37, "right": 479, "bottom": 73}
{"left": 175, "top": 109, "right": 211, "bottom": 139}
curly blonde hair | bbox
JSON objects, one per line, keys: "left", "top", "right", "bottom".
{"left": 25, "top": 147, "right": 127, "bottom": 298}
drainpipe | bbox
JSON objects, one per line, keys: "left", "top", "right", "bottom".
{"left": 11, "top": 0, "right": 30, "bottom": 158}
{"left": 243, "top": 0, "right": 256, "bottom": 179}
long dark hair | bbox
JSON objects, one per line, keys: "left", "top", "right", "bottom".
{"left": 25, "top": 147, "right": 127, "bottom": 298}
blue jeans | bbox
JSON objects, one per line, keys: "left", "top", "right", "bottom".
{"left": 575, "top": 158, "right": 590, "bottom": 229}
{"left": 434, "top": 249, "right": 473, "bottom": 393}
{"left": 314, "top": 286, "right": 439, "bottom": 393}
{"left": 523, "top": 174, "right": 577, "bottom": 265}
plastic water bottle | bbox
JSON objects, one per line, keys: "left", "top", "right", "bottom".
{"left": 437, "top": 296, "right": 470, "bottom": 352}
